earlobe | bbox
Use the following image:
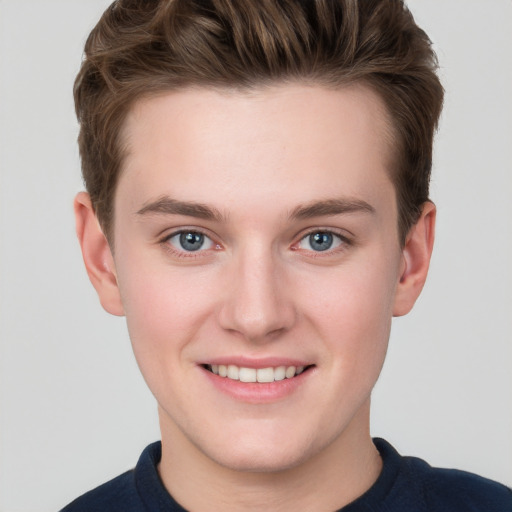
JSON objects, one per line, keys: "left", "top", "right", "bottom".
{"left": 74, "top": 192, "right": 125, "bottom": 316}
{"left": 393, "top": 202, "right": 436, "bottom": 317}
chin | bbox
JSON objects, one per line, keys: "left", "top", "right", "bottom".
{"left": 210, "top": 444, "right": 309, "bottom": 473}
{"left": 195, "top": 425, "right": 328, "bottom": 474}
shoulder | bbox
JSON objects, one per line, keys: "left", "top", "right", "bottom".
{"left": 417, "top": 464, "right": 512, "bottom": 511}
{"left": 375, "top": 439, "right": 512, "bottom": 511}
{"left": 59, "top": 442, "right": 164, "bottom": 512}
{"left": 59, "top": 469, "right": 140, "bottom": 512}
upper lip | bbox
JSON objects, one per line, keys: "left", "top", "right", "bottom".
{"left": 200, "top": 356, "right": 313, "bottom": 369}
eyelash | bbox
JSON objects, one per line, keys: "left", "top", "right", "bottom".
{"left": 159, "top": 228, "right": 352, "bottom": 259}
{"left": 159, "top": 229, "right": 219, "bottom": 259}
{"left": 291, "top": 228, "right": 353, "bottom": 257}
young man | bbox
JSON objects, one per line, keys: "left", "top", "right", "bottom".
{"left": 62, "top": 0, "right": 511, "bottom": 510}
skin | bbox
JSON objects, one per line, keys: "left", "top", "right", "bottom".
{"left": 75, "top": 83, "right": 435, "bottom": 511}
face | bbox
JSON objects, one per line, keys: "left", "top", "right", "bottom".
{"left": 108, "top": 84, "right": 406, "bottom": 471}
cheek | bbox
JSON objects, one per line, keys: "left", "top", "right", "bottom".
{"left": 114, "top": 248, "right": 218, "bottom": 363}
{"left": 300, "top": 252, "right": 399, "bottom": 367}
{"left": 116, "top": 265, "right": 220, "bottom": 405}
{"left": 124, "top": 275, "right": 211, "bottom": 335}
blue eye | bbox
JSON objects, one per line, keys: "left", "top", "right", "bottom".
{"left": 309, "top": 232, "right": 333, "bottom": 251}
{"left": 167, "top": 231, "right": 215, "bottom": 252}
{"left": 298, "top": 231, "right": 344, "bottom": 252}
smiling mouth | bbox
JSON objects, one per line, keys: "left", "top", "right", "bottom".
{"left": 204, "top": 364, "right": 313, "bottom": 383}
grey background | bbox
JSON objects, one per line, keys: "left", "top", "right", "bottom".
{"left": 1, "top": 1, "right": 511, "bottom": 511}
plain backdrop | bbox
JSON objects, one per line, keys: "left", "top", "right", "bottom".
{"left": 0, "top": 1, "right": 511, "bottom": 511}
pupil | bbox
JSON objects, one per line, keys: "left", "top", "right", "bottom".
{"left": 180, "top": 232, "right": 204, "bottom": 251}
{"left": 310, "top": 232, "right": 333, "bottom": 251}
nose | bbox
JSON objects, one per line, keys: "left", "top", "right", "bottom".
{"left": 218, "top": 245, "right": 296, "bottom": 342}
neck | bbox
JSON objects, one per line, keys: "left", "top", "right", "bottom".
{"left": 157, "top": 401, "right": 382, "bottom": 512}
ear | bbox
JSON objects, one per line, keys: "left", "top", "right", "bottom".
{"left": 393, "top": 202, "right": 436, "bottom": 317}
{"left": 74, "top": 192, "right": 124, "bottom": 316}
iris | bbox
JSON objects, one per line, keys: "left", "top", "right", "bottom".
{"left": 309, "top": 232, "right": 334, "bottom": 251}
{"left": 179, "top": 232, "right": 204, "bottom": 251}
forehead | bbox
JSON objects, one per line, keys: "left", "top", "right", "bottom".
{"left": 117, "top": 83, "right": 396, "bottom": 217}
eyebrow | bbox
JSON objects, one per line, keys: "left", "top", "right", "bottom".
{"left": 289, "top": 198, "right": 376, "bottom": 220}
{"left": 136, "top": 196, "right": 375, "bottom": 222}
{"left": 136, "top": 196, "right": 225, "bottom": 221}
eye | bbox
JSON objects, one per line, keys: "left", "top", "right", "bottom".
{"left": 167, "top": 231, "right": 215, "bottom": 252}
{"left": 297, "top": 231, "right": 345, "bottom": 252}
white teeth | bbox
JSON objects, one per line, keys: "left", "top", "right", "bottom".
{"left": 285, "top": 366, "right": 296, "bottom": 379}
{"left": 227, "top": 364, "right": 239, "bottom": 380}
{"left": 209, "top": 364, "right": 306, "bottom": 382}
{"left": 239, "top": 367, "right": 257, "bottom": 382}
{"left": 256, "top": 367, "right": 274, "bottom": 383}
{"left": 274, "top": 366, "right": 286, "bottom": 381}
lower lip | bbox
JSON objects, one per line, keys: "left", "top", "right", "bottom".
{"left": 201, "top": 366, "right": 312, "bottom": 404}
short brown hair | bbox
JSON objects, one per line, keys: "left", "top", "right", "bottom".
{"left": 74, "top": 0, "right": 443, "bottom": 244}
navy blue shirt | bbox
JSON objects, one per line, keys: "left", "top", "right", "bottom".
{"left": 61, "top": 439, "right": 512, "bottom": 511}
